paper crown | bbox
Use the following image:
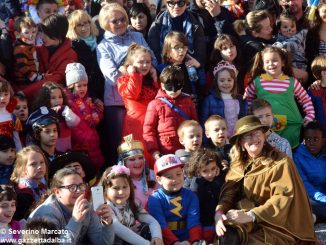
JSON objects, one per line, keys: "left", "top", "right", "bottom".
{"left": 117, "top": 134, "right": 144, "bottom": 158}
{"left": 213, "top": 61, "right": 238, "bottom": 77}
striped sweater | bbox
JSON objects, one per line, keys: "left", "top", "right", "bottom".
{"left": 244, "top": 74, "right": 315, "bottom": 121}
{"left": 13, "top": 39, "right": 42, "bottom": 84}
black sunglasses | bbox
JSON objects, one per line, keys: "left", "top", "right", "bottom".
{"left": 110, "top": 16, "right": 127, "bottom": 25}
{"left": 167, "top": 0, "right": 186, "bottom": 7}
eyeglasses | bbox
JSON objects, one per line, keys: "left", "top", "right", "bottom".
{"left": 304, "top": 137, "right": 322, "bottom": 143}
{"left": 172, "top": 45, "right": 187, "bottom": 52}
{"left": 58, "top": 183, "right": 87, "bottom": 193}
{"left": 167, "top": 0, "right": 186, "bottom": 8}
{"left": 76, "top": 21, "right": 91, "bottom": 28}
{"left": 110, "top": 16, "right": 127, "bottom": 25}
{"left": 242, "top": 130, "right": 263, "bottom": 141}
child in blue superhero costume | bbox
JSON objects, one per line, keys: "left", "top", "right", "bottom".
{"left": 147, "top": 154, "right": 202, "bottom": 245}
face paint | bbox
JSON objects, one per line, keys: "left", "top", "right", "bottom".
{"left": 163, "top": 80, "right": 183, "bottom": 92}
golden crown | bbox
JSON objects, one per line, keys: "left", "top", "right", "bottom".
{"left": 117, "top": 134, "right": 144, "bottom": 157}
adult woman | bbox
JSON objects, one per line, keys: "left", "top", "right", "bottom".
{"left": 215, "top": 115, "right": 316, "bottom": 244}
{"left": 13, "top": 14, "right": 77, "bottom": 102}
{"left": 147, "top": 0, "right": 206, "bottom": 65}
{"left": 29, "top": 168, "right": 114, "bottom": 245}
{"left": 233, "top": 10, "right": 274, "bottom": 71}
{"left": 67, "top": 9, "right": 104, "bottom": 101}
{"left": 128, "top": 3, "right": 152, "bottom": 39}
{"left": 96, "top": 3, "right": 156, "bottom": 165}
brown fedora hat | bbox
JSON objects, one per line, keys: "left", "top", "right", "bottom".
{"left": 229, "top": 116, "right": 270, "bottom": 144}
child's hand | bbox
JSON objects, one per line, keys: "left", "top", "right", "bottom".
{"left": 94, "top": 98, "right": 104, "bottom": 113}
{"left": 185, "top": 54, "right": 200, "bottom": 69}
{"left": 215, "top": 213, "right": 227, "bottom": 237}
{"left": 118, "top": 65, "right": 127, "bottom": 74}
{"left": 203, "top": 0, "right": 221, "bottom": 17}
{"left": 303, "top": 118, "right": 310, "bottom": 126}
{"left": 72, "top": 194, "right": 90, "bottom": 222}
{"left": 150, "top": 237, "right": 164, "bottom": 245}
{"left": 96, "top": 203, "right": 113, "bottom": 225}
{"left": 221, "top": 160, "right": 229, "bottom": 171}
{"left": 127, "top": 65, "right": 136, "bottom": 74}
{"left": 52, "top": 105, "right": 62, "bottom": 113}
{"left": 310, "top": 80, "right": 321, "bottom": 90}
{"left": 149, "top": 66, "right": 158, "bottom": 82}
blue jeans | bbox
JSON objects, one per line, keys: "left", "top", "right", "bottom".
{"left": 103, "top": 106, "right": 126, "bottom": 166}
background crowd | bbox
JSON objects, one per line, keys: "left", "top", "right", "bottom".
{"left": 0, "top": 0, "right": 325, "bottom": 244}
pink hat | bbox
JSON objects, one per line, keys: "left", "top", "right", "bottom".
{"left": 154, "top": 154, "right": 185, "bottom": 176}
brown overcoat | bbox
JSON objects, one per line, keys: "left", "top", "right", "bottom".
{"left": 216, "top": 151, "right": 317, "bottom": 244}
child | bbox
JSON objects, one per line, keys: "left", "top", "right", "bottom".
{"left": 117, "top": 134, "right": 156, "bottom": 207}
{"left": 204, "top": 115, "right": 232, "bottom": 170}
{"left": 274, "top": 11, "right": 308, "bottom": 71}
{"left": 160, "top": 31, "right": 206, "bottom": 104}
{"left": 117, "top": 43, "right": 159, "bottom": 167}
{"left": 148, "top": 154, "right": 202, "bottom": 244}
{"left": 65, "top": 62, "right": 104, "bottom": 170}
{"left": 49, "top": 151, "right": 96, "bottom": 186}
{"left": 33, "top": 82, "right": 80, "bottom": 152}
{"left": 13, "top": 16, "right": 43, "bottom": 86}
{"left": 0, "top": 79, "right": 22, "bottom": 151}
{"left": 11, "top": 145, "right": 48, "bottom": 220}
{"left": 0, "top": 135, "right": 16, "bottom": 185}
{"left": 100, "top": 165, "right": 163, "bottom": 245}
{"left": 0, "top": 185, "right": 25, "bottom": 243}
{"left": 26, "top": 106, "right": 61, "bottom": 164}
{"left": 13, "top": 92, "right": 29, "bottom": 146}
{"left": 143, "top": 65, "right": 198, "bottom": 160}
{"left": 294, "top": 121, "right": 326, "bottom": 221}
{"left": 245, "top": 46, "right": 315, "bottom": 148}
{"left": 201, "top": 61, "right": 247, "bottom": 137}
{"left": 309, "top": 55, "right": 326, "bottom": 134}
{"left": 209, "top": 34, "right": 245, "bottom": 93}
{"left": 187, "top": 148, "right": 224, "bottom": 244}
{"left": 177, "top": 120, "right": 202, "bottom": 153}
{"left": 251, "top": 98, "right": 293, "bottom": 157}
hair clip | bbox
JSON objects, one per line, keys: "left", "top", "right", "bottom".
{"left": 107, "top": 165, "right": 130, "bottom": 178}
{"left": 213, "top": 61, "right": 238, "bottom": 77}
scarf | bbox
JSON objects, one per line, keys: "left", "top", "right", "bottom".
{"left": 159, "top": 11, "right": 194, "bottom": 55}
{"left": 81, "top": 35, "right": 97, "bottom": 51}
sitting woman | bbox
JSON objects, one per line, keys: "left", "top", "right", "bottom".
{"left": 215, "top": 115, "right": 316, "bottom": 244}
{"left": 29, "top": 168, "right": 114, "bottom": 245}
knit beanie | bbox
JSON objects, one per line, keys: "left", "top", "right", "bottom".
{"left": 65, "top": 63, "right": 88, "bottom": 87}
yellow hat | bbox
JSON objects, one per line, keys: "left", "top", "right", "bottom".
{"left": 117, "top": 134, "right": 144, "bottom": 159}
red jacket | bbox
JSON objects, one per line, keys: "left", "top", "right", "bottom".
{"left": 143, "top": 89, "right": 198, "bottom": 155}
{"left": 13, "top": 38, "right": 77, "bottom": 101}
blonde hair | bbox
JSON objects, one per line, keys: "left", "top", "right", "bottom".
{"left": 162, "top": 31, "right": 188, "bottom": 63}
{"left": 204, "top": 115, "right": 227, "bottom": 131}
{"left": 11, "top": 145, "right": 48, "bottom": 183}
{"left": 67, "top": 10, "right": 99, "bottom": 40}
{"left": 14, "top": 16, "right": 36, "bottom": 33}
{"left": 99, "top": 3, "right": 129, "bottom": 31}
{"left": 233, "top": 10, "right": 270, "bottom": 35}
{"left": 124, "top": 43, "right": 152, "bottom": 66}
{"left": 311, "top": 55, "right": 326, "bottom": 80}
{"left": 177, "top": 120, "right": 202, "bottom": 139}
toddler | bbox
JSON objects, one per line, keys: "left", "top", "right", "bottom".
{"left": 13, "top": 16, "right": 43, "bottom": 86}
{"left": 294, "top": 121, "right": 326, "bottom": 221}
{"left": 309, "top": 55, "right": 326, "bottom": 134}
{"left": 201, "top": 61, "right": 247, "bottom": 137}
{"left": 0, "top": 185, "right": 25, "bottom": 243}
{"left": 13, "top": 92, "right": 29, "bottom": 147}
{"left": 117, "top": 134, "right": 156, "bottom": 207}
{"left": 245, "top": 46, "right": 315, "bottom": 148}
{"left": 188, "top": 148, "right": 224, "bottom": 244}
{"left": 204, "top": 115, "right": 231, "bottom": 170}
{"left": 274, "top": 11, "right": 308, "bottom": 70}
{"left": 11, "top": 145, "right": 47, "bottom": 220}
{"left": 143, "top": 65, "right": 198, "bottom": 160}
{"left": 148, "top": 154, "right": 202, "bottom": 244}
{"left": 100, "top": 165, "right": 163, "bottom": 245}
{"left": 177, "top": 120, "right": 202, "bottom": 153}
{"left": 251, "top": 98, "right": 293, "bottom": 157}
{"left": 65, "top": 62, "right": 104, "bottom": 170}
{"left": 0, "top": 135, "right": 16, "bottom": 185}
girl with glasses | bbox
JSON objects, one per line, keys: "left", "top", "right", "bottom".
{"left": 29, "top": 168, "right": 115, "bottom": 245}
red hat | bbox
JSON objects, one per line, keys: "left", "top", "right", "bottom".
{"left": 154, "top": 154, "right": 185, "bottom": 176}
